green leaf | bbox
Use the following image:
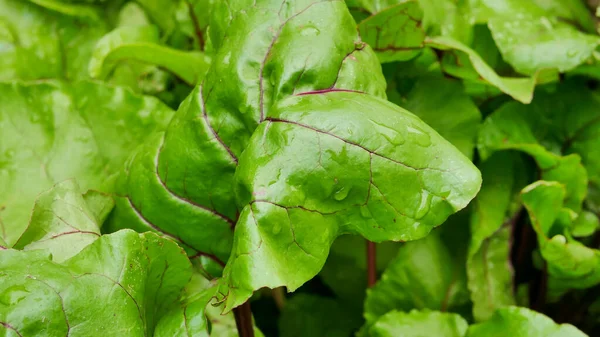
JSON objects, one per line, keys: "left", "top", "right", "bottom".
{"left": 357, "top": 1, "right": 425, "bottom": 63}
{"left": 467, "top": 152, "right": 531, "bottom": 321}
{"left": 426, "top": 35, "right": 557, "bottom": 104}
{"left": 0, "top": 230, "right": 192, "bottom": 336}
{"left": 369, "top": 309, "right": 468, "bottom": 337}
{"left": 107, "top": 0, "right": 386, "bottom": 279}
{"left": 0, "top": 81, "right": 174, "bottom": 246}
{"left": 363, "top": 216, "right": 470, "bottom": 331}
{"left": 467, "top": 306, "right": 587, "bottom": 337}
{"left": 12, "top": 180, "right": 112, "bottom": 262}
{"left": 521, "top": 181, "right": 600, "bottom": 293}
{"left": 485, "top": 5, "right": 599, "bottom": 75}
{"left": 278, "top": 294, "right": 362, "bottom": 337}
{"left": 89, "top": 25, "right": 211, "bottom": 85}
{"left": 401, "top": 77, "right": 481, "bottom": 159}
{"left": 0, "top": 0, "right": 107, "bottom": 80}
{"left": 571, "top": 211, "right": 599, "bottom": 238}
{"left": 219, "top": 91, "right": 481, "bottom": 310}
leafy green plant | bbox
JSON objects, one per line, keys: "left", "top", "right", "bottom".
{"left": 2, "top": 0, "right": 600, "bottom": 336}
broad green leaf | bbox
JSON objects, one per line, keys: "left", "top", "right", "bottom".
{"left": 476, "top": 0, "right": 600, "bottom": 76}
{"left": 108, "top": 0, "right": 388, "bottom": 280}
{"left": 12, "top": 180, "right": 111, "bottom": 262}
{"left": 363, "top": 216, "right": 470, "bottom": 331}
{"left": 426, "top": 36, "right": 557, "bottom": 104}
{"left": 278, "top": 294, "right": 362, "bottom": 337}
{"left": 0, "top": 0, "right": 107, "bottom": 80}
{"left": 89, "top": 25, "right": 211, "bottom": 85}
{"left": 357, "top": 1, "right": 425, "bottom": 63}
{"left": 401, "top": 77, "right": 481, "bottom": 159}
{"left": 219, "top": 91, "right": 481, "bottom": 310}
{"left": 0, "top": 230, "right": 192, "bottom": 336}
{"left": 0, "top": 81, "right": 174, "bottom": 246}
{"left": 369, "top": 309, "right": 468, "bottom": 337}
{"left": 467, "top": 306, "right": 587, "bottom": 337}
{"left": 521, "top": 181, "right": 600, "bottom": 293}
{"left": 467, "top": 153, "right": 531, "bottom": 321}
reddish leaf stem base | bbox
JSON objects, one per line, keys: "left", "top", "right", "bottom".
{"left": 367, "top": 240, "right": 377, "bottom": 288}
{"left": 233, "top": 301, "right": 255, "bottom": 337}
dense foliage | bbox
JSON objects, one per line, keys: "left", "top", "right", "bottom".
{"left": 2, "top": 0, "right": 600, "bottom": 336}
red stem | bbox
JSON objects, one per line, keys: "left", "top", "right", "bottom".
{"left": 233, "top": 301, "right": 255, "bottom": 337}
{"left": 367, "top": 240, "right": 377, "bottom": 287}
{"left": 187, "top": 0, "right": 205, "bottom": 51}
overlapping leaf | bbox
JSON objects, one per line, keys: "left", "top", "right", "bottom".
{"left": 0, "top": 81, "right": 174, "bottom": 246}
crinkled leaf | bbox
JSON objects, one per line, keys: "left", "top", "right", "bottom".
{"left": 362, "top": 216, "right": 470, "bottom": 332}
{"left": 219, "top": 91, "right": 481, "bottom": 310}
{"left": 467, "top": 306, "right": 587, "bottom": 337}
{"left": 89, "top": 25, "right": 211, "bottom": 85}
{"left": 426, "top": 35, "right": 557, "bottom": 104}
{"left": 12, "top": 180, "right": 111, "bottom": 262}
{"left": 357, "top": 1, "right": 425, "bottom": 63}
{"left": 401, "top": 77, "right": 481, "bottom": 159}
{"left": 521, "top": 181, "right": 600, "bottom": 293}
{"left": 0, "top": 81, "right": 174, "bottom": 246}
{"left": 467, "top": 152, "right": 531, "bottom": 321}
{"left": 279, "top": 294, "right": 362, "bottom": 337}
{"left": 0, "top": 0, "right": 107, "bottom": 80}
{"left": 107, "top": 0, "right": 388, "bottom": 275}
{"left": 369, "top": 309, "right": 468, "bottom": 337}
{"left": 0, "top": 230, "right": 192, "bottom": 336}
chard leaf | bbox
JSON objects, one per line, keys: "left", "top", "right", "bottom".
{"left": 0, "top": 0, "right": 107, "bottom": 80}
{"left": 0, "top": 230, "right": 192, "bottom": 336}
{"left": 89, "top": 25, "right": 211, "bottom": 85}
{"left": 357, "top": 1, "right": 425, "bottom": 63}
{"left": 467, "top": 152, "right": 530, "bottom": 321}
{"left": 362, "top": 214, "right": 471, "bottom": 332}
{"left": 107, "top": 0, "right": 387, "bottom": 278}
{"left": 369, "top": 309, "right": 468, "bottom": 337}
{"left": 12, "top": 180, "right": 111, "bottom": 262}
{"left": 0, "top": 81, "right": 174, "bottom": 246}
{"left": 484, "top": 2, "right": 599, "bottom": 76}
{"left": 278, "top": 294, "right": 362, "bottom": 337}
{"left": 467, "top": 306, "right": 587, "bottom": 337}
{"left": 521, "top": 181, "right": 600, "bottom": 294}
{"left": 219, "top": 92, "right": 481, "bottom": 310}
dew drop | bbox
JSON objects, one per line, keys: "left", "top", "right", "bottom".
{"left": 333, "top": 186, "right": 351, "bottom": 201}
{"left": 407, "top": 125, "right": 431, "bottom": 147}
{"left": 360, "top": 205, "right": 372, "bottom": 219}
{"left": 272, "top": 222, "right": 281, "bottom": 235}
{"left": 414, "top": 191, "right": 432, "bottom": 219}
{"left": 29, "top": 114, "right": 40, "bottom": 123}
